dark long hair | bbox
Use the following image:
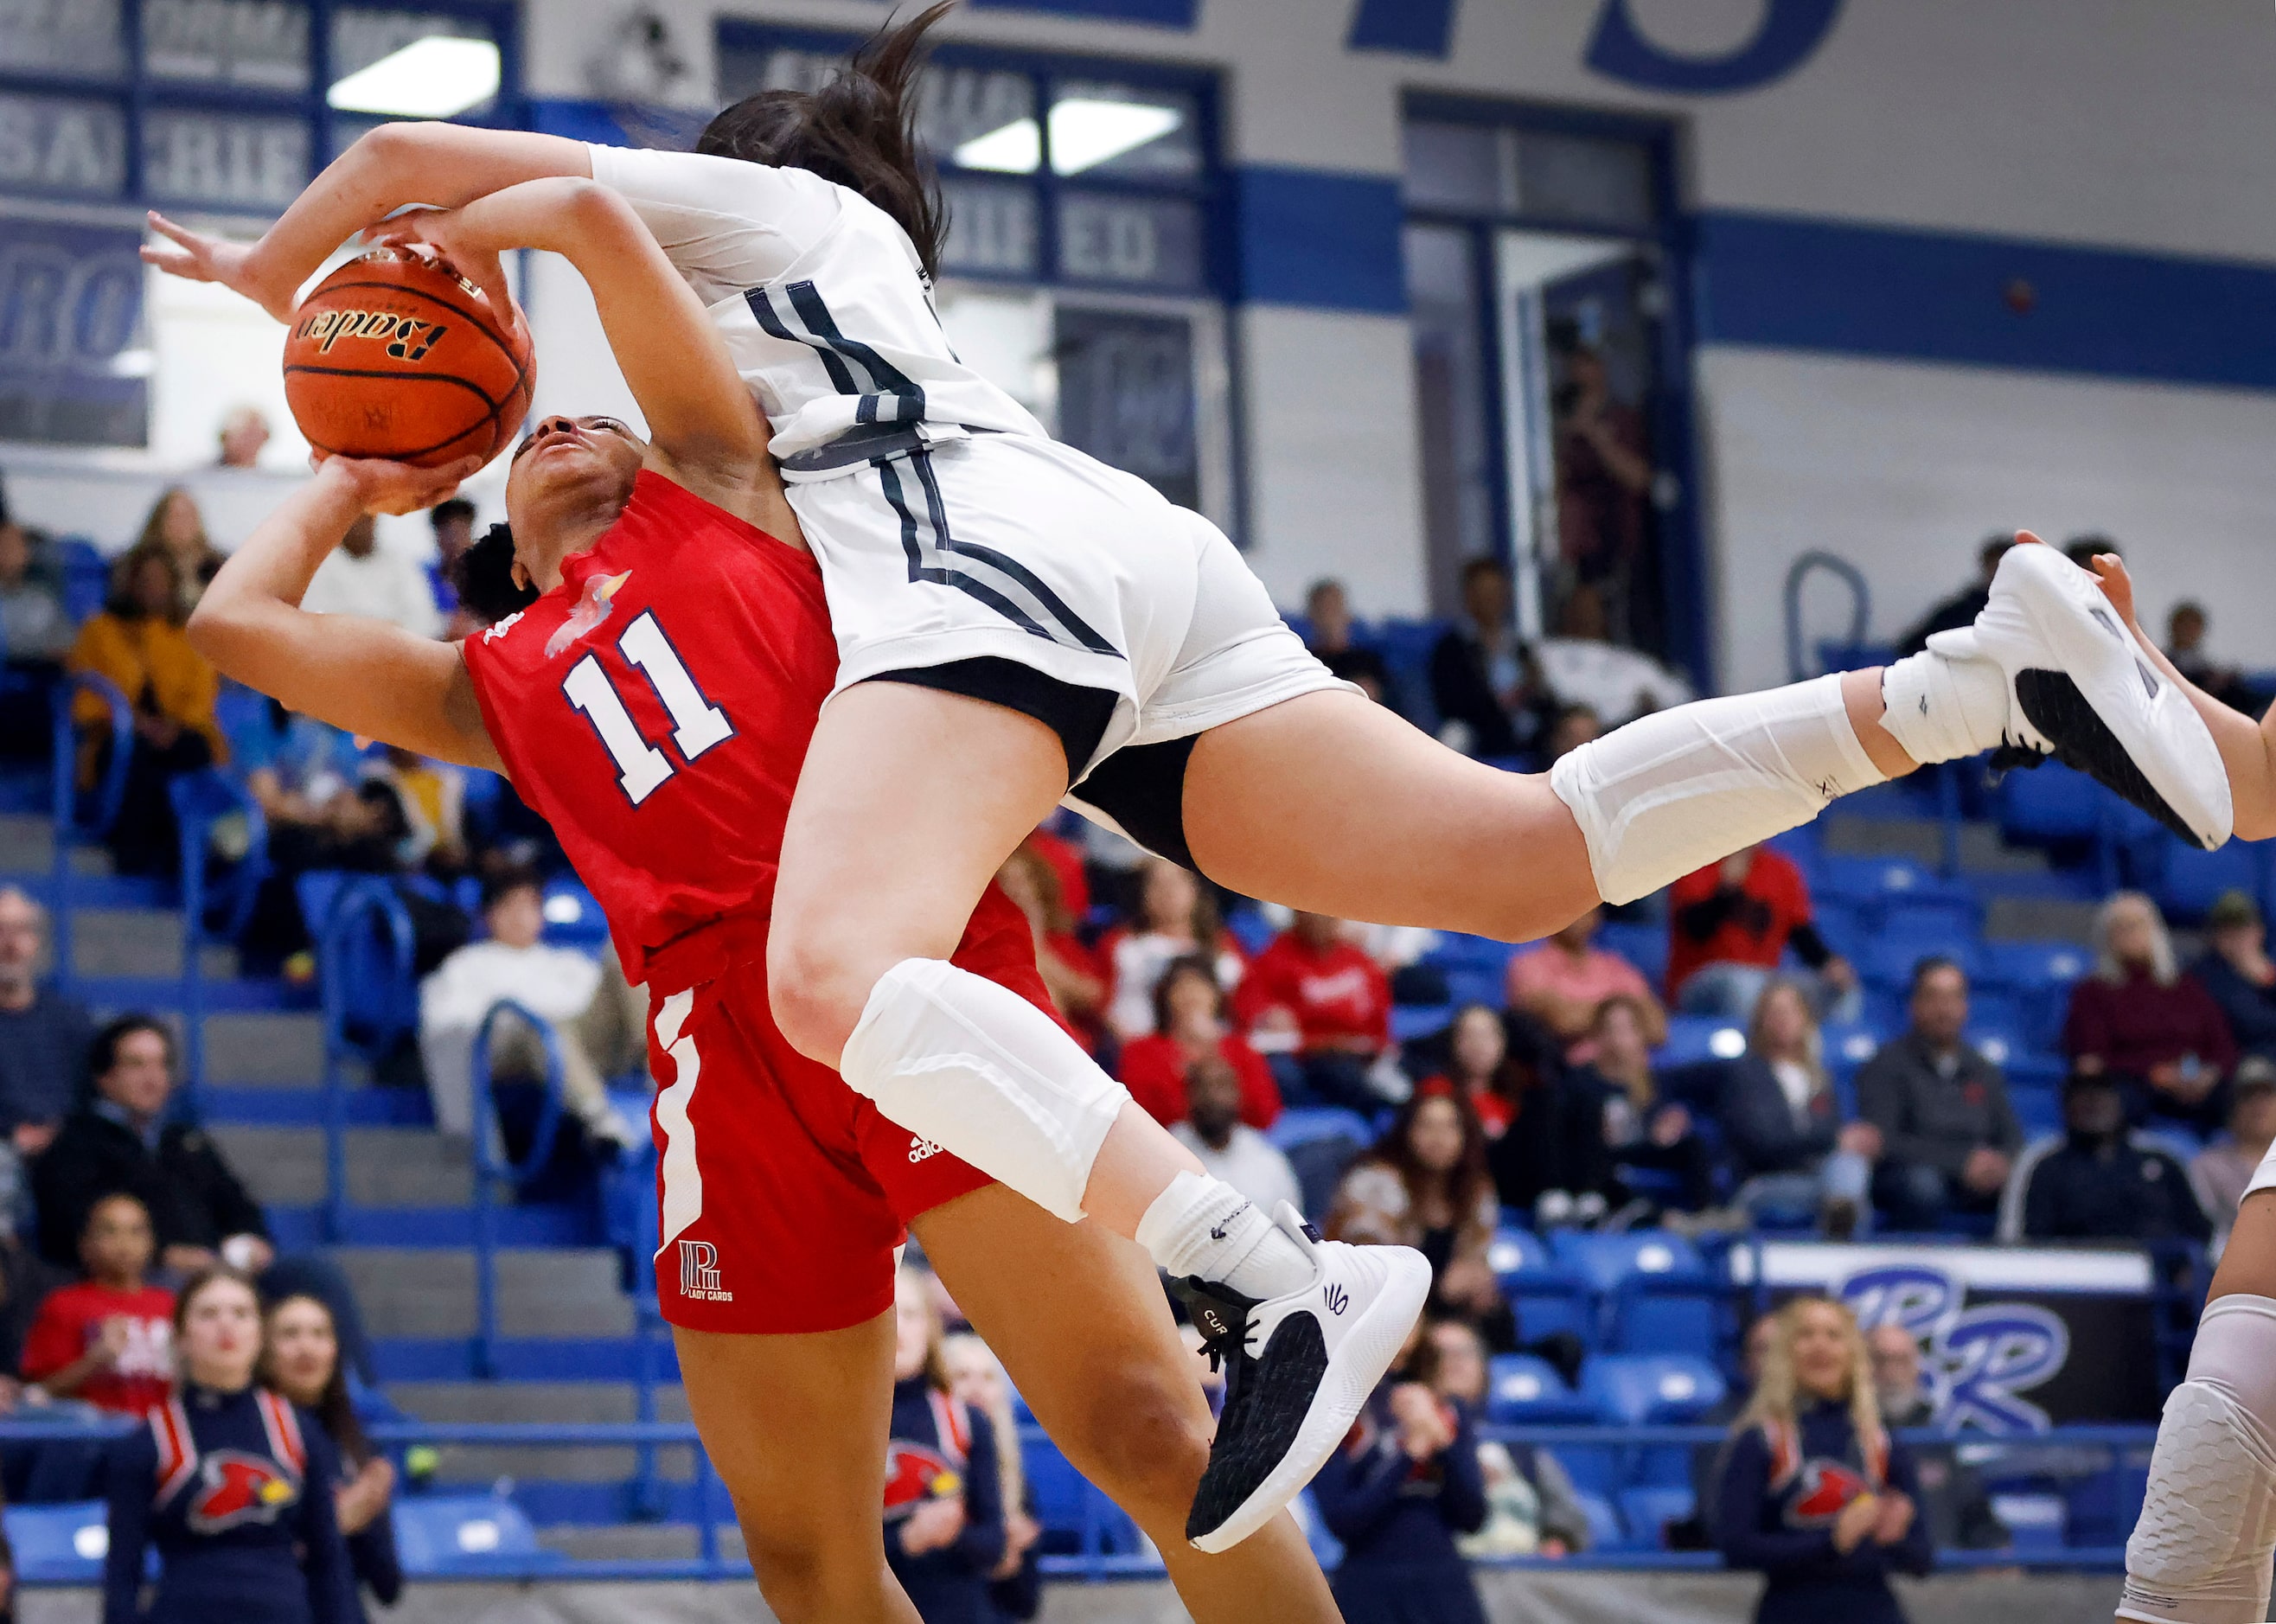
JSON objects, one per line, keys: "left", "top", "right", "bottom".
{"left": 697, "top": 2, "right": 956, "bottom": 279}
{"left": 452, "top": 524, "right": 540, "bottom": 625}
{"left": 260, "top": 1292, "right": 371, "bottom": 1466}
{"left": 1369, "top": 1084, "right": 1493, "bottom": 1231}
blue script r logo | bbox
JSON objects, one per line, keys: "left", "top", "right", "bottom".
{"left": 1839, "top": 1264, "right": 2069, "bottom": 1435}
{"left": 1586, "top": 0, "right": 1844, "bottom": 94}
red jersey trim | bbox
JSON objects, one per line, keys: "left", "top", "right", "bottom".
{"left": 152, "top": 1400, "right": 197, "bottom": 1505}
{"left": 257, "top": 1390, "right": 307, "bottom": 1480}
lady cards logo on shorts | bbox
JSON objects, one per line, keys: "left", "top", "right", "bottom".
{"left": 677, "top": 1238, "right": 731, "bottom": 1301}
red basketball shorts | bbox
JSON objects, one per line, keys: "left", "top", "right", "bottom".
{"left": 643, "top": 904, "right": 1053, "bottom": 1336}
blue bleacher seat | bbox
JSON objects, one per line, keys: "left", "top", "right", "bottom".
{"left": 2153, "top": 839, "right": 2270, "bottom": 925}
{"left": 1861, "top": 937, "right": 1977, "bottom": 993}
{"left": 1989, "top": 1493, "right": 2067, "bottom": 1552}
{"left": 1657, "top": 1014, "right": 1745, "bottom": 1067}
{"left": 1595, "top": 920, "right": 1666, "bottom": 986}
{"left": 1997, "top": 760, "right": 2104, "bottom": 846}
{"left": 1551, "top": 1232, "right": 1720, "bottom": 1357}
{"left": 1582, "top": 1352, "right": 1727, "bottom": 1425}
{"left": 1484, "top": 1353, "right": 1595, "bottom": 1424}
{"left": 1820, "top": 1022, "right": 1882, "bottom": 1080}
{"left": 2009, "top": 1081, "right": 2062, "bottom": 1140}
{"left": 540, "top": 877, "right": 611, "bottom": 948}
{"left": 1390, "top": 1004, "right": 1454, "bottom": 1043}
{"left": 1269, "top": 1106, "right": 1374, "bottom": 1151}
{"left": 1486, "top": 1228, "right": 1593, "bottom": 1345}
{"left": 56, "top": 537, "right": 109, "bottom": 623}
{"left": 1224, "top": 905, "right": 1275, "bottom": 957}
{"left": 1024, "top": 1435, "right": 1142, "bottom": 1554}
{"left": 1570, "top": 1489, "right": 1626, "bottom": 1552}
{"left": 1881, "top": 897, "right": 1983, "bottom": 942}
{"left": 5, "top": 1500, "right": 111, "bottom": 1585}
{"left": 392, "top": 1494, "right": 566, "bottom": 1576}
{"left": 1615, "top": 1485, "right": 1696, "bottom": 1551}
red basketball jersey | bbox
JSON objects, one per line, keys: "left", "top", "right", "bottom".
{"left": 461, "top": 469, "right": 1027, "bottom": 989}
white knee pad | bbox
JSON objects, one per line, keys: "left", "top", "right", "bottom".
{"left": 838, "top": 958, "right": 1129, "bottom": 1224}
{"left": 1548, "top": 674, "right": 1887, "bottom": 905}
{"left": 2122, "top": 1294, "right": 2276, "bottom": 1624}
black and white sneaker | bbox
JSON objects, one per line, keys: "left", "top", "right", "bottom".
{"left": 1170, "top": 1204, "right": 1430, "bottom": 1554}
{"left": 1948, "top": 540, "right": 2231, "bottom": 849}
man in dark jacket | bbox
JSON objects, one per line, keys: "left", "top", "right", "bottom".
{"left": 1856, "top": 958, "right": 2024, "bottom": 1230}
{"left": 0, "top": 886, "right": 89, "bottom": 1154}
{"left": 2012, "top": 1070, "right": 2211, "bottom": 1246}
{"left": 2193, "top": 890, "right": 2276, "bottom": 1062}
{"left": 1894, "top": 535, "right": 2009, "bottom": 658}
{"left": 1429, "top": 558, "right": 1550, "bottom": 759}
{"left": 1866, "top": 1323, "right": 2009, "bottom": 1551}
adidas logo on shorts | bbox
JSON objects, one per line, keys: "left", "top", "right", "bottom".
{"left": 908, "top": 1136, "right": 945, "bottom": 1164}
{"left": 677, "top": 1238, "right": 732, "bottom": 1303}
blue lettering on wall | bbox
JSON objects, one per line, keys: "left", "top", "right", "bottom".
{"left": 1840, "top": 1263, "right": 2068, "bottom": 1435}
{"left": 1347, "top": 0, "right": 1458, "bottom": 59}
{"left": 1586, "top": 0, "right": 1844, "bottom": 94}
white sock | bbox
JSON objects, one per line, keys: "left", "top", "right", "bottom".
{"left": 1135, "top": 1171, "right": 1314, "bottom": 1301}
{"left": 1878, "top": 639, "right": 2012, "bottom": 765}
{"left": 1548, "top": 672, "right": 1889, "bottom": 905}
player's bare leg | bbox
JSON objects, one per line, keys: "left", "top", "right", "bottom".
{"left": 913, "top": 1183, "right": 1342, "bottom": 1623}
{"left": 672, "top": 1316, "right": 922, "bottom": 1624}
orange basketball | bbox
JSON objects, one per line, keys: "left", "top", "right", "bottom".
{"left": 283, "top": 248, "right": 534, "bottom": 470}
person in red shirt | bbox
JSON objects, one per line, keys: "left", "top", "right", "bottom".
{"left": 1236, "top": 912, "right": 1394, "bottom": 1112}
{"left": 22, "top": 1192, "right": 175, "bottom": 1416}
{"left": 2064, "top": 890, "right": 2238, "bottom": 1134}
{"left": 1665, "top": 844, "right": 1858, "bottom": 1021}
{"left": 1119, "top": 956, "right": 1280, "bottom": 1131}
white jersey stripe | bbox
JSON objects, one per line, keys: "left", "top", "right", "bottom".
{"left": 651, "top": 989, "right": 705, "bottom": 1256}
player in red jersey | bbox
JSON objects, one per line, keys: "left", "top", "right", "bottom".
{"left": 185, "top": 177, "right": 1342, "bottom": 1624}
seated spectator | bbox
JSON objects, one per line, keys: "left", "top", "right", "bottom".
{"left": 1235, "top": 910, "right": 1395, "bottom": 1111}
{"left": 941, "top": 1333, "right": 1040, "bottom": 1623}
{"left": 1506, "top": 905, "right": 1665, "bottom": 1058}
{"left": 0, "top": 886, "right": 88, "bottom": 1157}
{"left": 1854, "top": 958, "right": 2023, "bottom": 1231}
{"left": 1666, "top": 843, "right": 1858, "bottom": 1022}
{"left": 1102, "top": 858, "right": 1243, "bottom": 1040}
{"left": 263, "top": 1293, "right": 402, "bottom": 1620}
{"left": 1533, "top": 585, "right": 1691, "bottom": 727}
{"left": 20, "top": 1193, "right": 173, "bottom": 1416}
{"left": 1895, "top": 535, "right": 2008, "bottom": 658}
{"left": 1431, "top": 1320, "right": 1590, "bottom": 1560}
{"left": 993, "top": 847, "right": 1106, "bottom": 1049}
{"left": 216, "top": 405, "right": 271, "bottom": 469}
{"left": 30, "top": 1016, "right": 376, "bottom": 1381}
{"left": 1580, "top": 994, "right": 1717, "bottom": 1217}
{"left": 0, "top": 517, "right": 72, "bottom": 668}
{"left": 425, "top": 497, "right": 477, "bottom": 623}
{"left": 240, "top": 777, "right": 448, "bottom": 976}
{"left": 1310, "top": 1327, "right": 1489, "bottom": 1624}
{"left": 418, "top": 868, "right": 643, "bottom": 1151}
{"left": 1429, "top": 558, "right": 1550, "bottom": 759}
{"left": 1018, "top": 822, "right": 1089, "bottom": 921}
{"left": 1302, "top": 578, "right": 1391, "bottom": 701}
{"left": 2063, "top": 891, "right": 2235, "bottom": 1134}
{"left": 2064, "top": 532, "right": 2119, "bottom": 572}
{"left": 1717, "top": 979, "right": 1878, "bottom": 1237}
{"left": 300, "top": 515, "right": 443, "bottom": 638}
{"left": 370, "top": 745, "right": 466, "bottom": 873}
{"left": 1435, "top": 1003, "right": 1611, "bottom": 1222}
{"left": 2008, "top": 1069, "right": 2213, "bottom": 1246}
{"left": 1327, "top": 1089, "right": 1509, "bottom": 1347}
{"left": 134, "top": 487, "right": 224, "bottom": 612}
{"left": 1865, "top": 1323, "right": 2008, "bottom": 1552}
{"left": 2190, "top": 1058, "right": 2276, "bottom": 1244}
{"left": 2164, "top": 599, "right": 2261, "bottom": 716}
{"left": 2191, "top": 890, "right": 2276, "bottom": 1061}
{"left": 1170, "top": 1056, "right": 1301, "bottom": 1218}
{"left": 1119, "top": 956, "right": 1278, "bottom": 1130}
{"left": 885, "top": 1266, "right": 1004, "bottom": 1620}
{"left": 68, "top": 545, "right": 226, "bottom": 876}
{"left": 1716, "top": 1296, "right": 1932, "bottom": 1622}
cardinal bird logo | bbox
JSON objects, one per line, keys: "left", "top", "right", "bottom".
{"left": 882, "top": 1442, "right": 962, "bottom": 1520}
{"left": 1789, "top": 1458, "right": 1870, "bottom": 1525}
{"left": 546, "top": 570, "right": 633, "bottom": 660}
{"left": 186, "top": 1450, "right": 299, "bottom": 1532}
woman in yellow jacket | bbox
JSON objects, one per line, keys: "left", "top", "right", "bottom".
{"left": 69, "top": 545, "right": 227, "bottom": 874}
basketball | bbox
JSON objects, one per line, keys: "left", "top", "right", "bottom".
{"left": 282, "top": 247, "right": 533, "bottom": 470}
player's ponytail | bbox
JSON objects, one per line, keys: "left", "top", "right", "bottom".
{"left": 697, "top": 1, "right": 955, "bottom": 280}
{"left": 453, "top": 523, "right": 540, "bottom": 625}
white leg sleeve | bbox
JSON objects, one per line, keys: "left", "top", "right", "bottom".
{"left": 838, "top": 958, "right": 1130, "bottom": 1224}
{"left": 1547, "top": 674, "right": 1889, "bottom": 905}
{"left": 2122, "top": 1294, "right": 2276, "bottom": 1624}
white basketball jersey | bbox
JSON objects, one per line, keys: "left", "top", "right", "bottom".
{"left": 585, "top": 144, "right": 1046, "bottom": 477}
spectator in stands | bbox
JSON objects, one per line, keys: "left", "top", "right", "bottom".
{"left": 1864, "top": 1323, "right": 2008, "bottom": 1553}
{"left": 263, "top": 1293, "right": 401, "bottom": 1621}
{"left": 1328, "top": 1088, "right": 1511, "bottom": 1347}
{"left": 1302, "top": 578, "right": 1391, "bottom": 701}
{"left": 993, "top": 847, "right": 1106, "bottom": 1050}
{"left": 1236, "top": 909, "right": 1395, "bottom": 1111}
{"left": 0, "top": 517, "right": 72, "bottom": 667}
{"left": 2009, "top": 1069, "right": 2212, "bottom": 1246}
{"left": 1689, "top": 1312, "right": 1780, "bottom": 1543}
{"left": 216, "top": 406, "right": 271, "bottom": 470}
{"left": 1718, "top": 979, "right": 1879, "bottom": 1237}
{"left": 418, "top": 867, "right": 643, "bottom": 1152}
{"left": 2164, "top": 600, "right": 2261, "bottom": 716}
{"left": 1429, "top": 557, "right": 1549, "bottom": 759}
{"left": 940, "top": 1333, "right": 1039, "bottom": 1623}
{"left": 133, "top": 488, "right": 225, "bottom": 612}
{"left": 1535, "top": 585, "right": 1691, "bottom": 727}
{"left": 20, "top": 1193, "right": 173, "bottom": 1416}
{"left": 68, "top": 544, "right": 226, "bottom": 877}
{"left": 1429, "top": 1319, "right": 1590, "bottom": 1560}
{"left": 1118, "top": 955, "right": 1279, "bottom": 1130}
{"left": 31, "top": 1015, "right": 377, "bottom": 1382}
{"left": 1666, "top": 843, "right": 1859, "bottom": 1023}
{"left": 1310, "top": 1322, "right": 1489, "bottom": 1624}
{"left": 1103, "top": 858, "right": 1242, "bottom": 1040}
{"left": 0, "top": 886, "right": 88, "bottom": 1156}
{"left": 1432, "top": 1002, "right": 1602, "bottom": 1219}
{"left": 2191, "top": 890, "right": 2276, "bottom": 1062}
{"left": 1506, "top": 905, "right": 1665, "bottom": 1059}
{"left": 885, "top": 1266, "right": 1004, "bottom": 1623}
{"left": 1170, "top": 1054, "right": 1301, "bottom": 1217}
{"left": 1896, "top": 535, "right": 2009, "bottom": 658}
{"left": 1582, "top": 994, "right": 1717, "bottom": 1217}
{"left": 2190, "top": 1058, "right": 2276, "bottom": 1244}
{"left": 1854, "top": 958, "right": 2023, "bottom": 1231}
{"left": 425, "top": 497, "right": 476, "bottom": 619}
{"left": 2063, "top": 533, "right": 2119, "bottom": 572}
{"left": 1716, "top": 1296, "right": 1932, "bottom": 1624}
{"left": 2063, "top": 891, "right": 2235, "bottom": 1134}
{"left": 1552, "top": 341, "right": 1653, "bottom": 645}
{"left": 300, "top": 515, "right": 443, "bottom": 639}
{"left": 1018, "top": 821, "right": 1089, "bottom": 922}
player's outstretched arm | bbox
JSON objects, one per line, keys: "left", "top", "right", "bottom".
{"left": 142, "top": 123, "right": 590, "bottom": 322}
{"left": 189, "top": 458, "right": 504, "bottom": 773}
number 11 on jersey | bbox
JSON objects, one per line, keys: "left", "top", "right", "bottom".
{"left": 563, "top": 610, "right": 734, "bottom": 805}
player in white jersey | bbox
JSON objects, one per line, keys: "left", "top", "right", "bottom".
{"left": 146, "top": 3, "right": 2254, "bottom": 1558}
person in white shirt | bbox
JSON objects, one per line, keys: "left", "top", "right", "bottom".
{"left": 299, "top": 515, "right": 442, "bottom": 638}
{"left": 1170, "top": 1056, "right": 1301, "bottom": 1218}
{"left": 419, "top": 868, "right": 641, "bottom": 1149}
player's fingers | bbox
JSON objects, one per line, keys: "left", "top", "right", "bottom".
{"left": 144, "top": 211, "right": 201, "bottom": 252}
{"left": 2012, "top": 528, "right": 2044, "bottom": 547}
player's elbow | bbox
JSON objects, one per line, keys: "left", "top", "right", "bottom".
{"left": 184, "top": 592, "right": 256, "bottom": 674}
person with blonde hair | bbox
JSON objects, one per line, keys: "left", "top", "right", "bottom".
{"left": 134, "top": 487, "right": 225, "bottom": 611}
{"left": 1715, "top": 1296, "right": 1931, "bottom": 1624}
{"left": 886, "top": 1268, "right": 1005, "bottom": 1623}
{"left": 2065, "top": 890, "right": 2235, "bottom": 1134}
{"left": 1716, "top": 979, "right": 1879, "bottom": 1237}
{"left": 942, "top": 1332, "right": 1041, "bottom": 1621}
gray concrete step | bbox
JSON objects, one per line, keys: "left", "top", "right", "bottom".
{"left": 1985, "top": 896, "right": 2100, "bottom": 944}
{"left": 540, "top": 1524, "right": 745, "bottom": 1563}
{"left": 211, "top": 1124, "right": 475, "bottom": 1209}
{"left": 71, "top": 908, "right": 233, "bottom": 981}
{"left": 336, "top": 1247, "right": 635, "bottom": 1339}
{"left": 204, "top": 1011, "right": 325, "bottom": 1086}
{"left": 1822, "top": 814, "right": 1942, "bottom": 867}
{"left": 0, "top": 815, "right": 51, "bottom": 873}
{"left": 391, "top": 1381, "right": 692, "bottom": 1484}
{"left": 208, "top": 1126, "right": 331, "bottom": 1208}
